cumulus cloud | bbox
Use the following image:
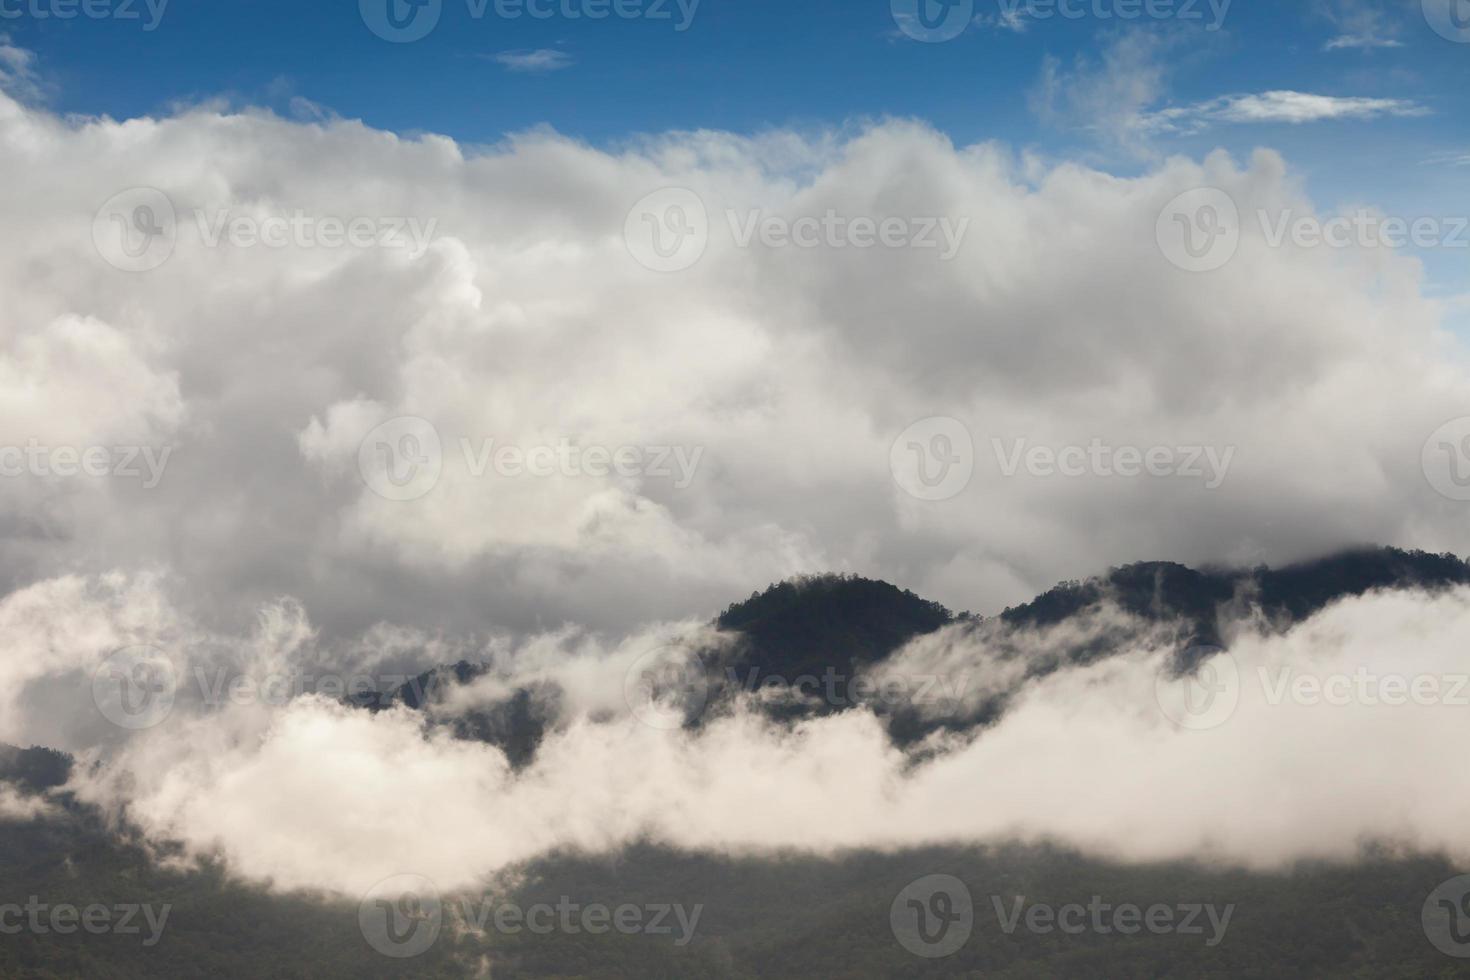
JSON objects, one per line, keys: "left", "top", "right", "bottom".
{"left": 0, "top": 57, "right": 1466, "bottom": 636}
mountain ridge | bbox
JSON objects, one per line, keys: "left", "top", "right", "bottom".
{"left": 343, "top": 545, "right": 1470, "bottom": 762}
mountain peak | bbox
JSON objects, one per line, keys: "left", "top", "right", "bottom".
{"left": 717, "top": 574, "right": 954, "bottom": 678}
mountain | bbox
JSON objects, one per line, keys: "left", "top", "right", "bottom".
{"left": 351, "top": 576, "right": 959, "bottom": 758}
{"left": 715, "top": 574, "right": 956, "bottom": 680}
{"left": 1003, "top": 547, "right": 1470, "bottom": 647}
{"left": 2, "top": 801, "right": 1462, "bottom": 978}
{"left": 0, "top": 743, "right": 71, "bottom": 793}
{"left": 359, "top": 547, "right": 1470, "bottom": 761}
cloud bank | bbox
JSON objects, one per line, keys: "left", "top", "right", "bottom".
{"left": 0, "top": 82, "right": 1466, "bottom": 630}
{"left": 0, "top": 573, "right": 1459, "bottom": 895}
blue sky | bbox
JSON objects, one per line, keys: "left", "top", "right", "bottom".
{"left": 4, "top": 0, "right": 1469, "bottom": 294}
{"left": 3, "top": 1, "right": 1461, "bottom": 143}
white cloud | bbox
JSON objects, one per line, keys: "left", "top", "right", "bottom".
{"left": 1034, "top": 33, "right": 1426, "bottom": 157}
{"left": 977, "top": 9, "right": 1029, "bottom": 32}
{"left": 1031, "top": 30, "right": 1175, "bottom": 156}
{"left": 491, "top": 49, "right": 575, "bottom": 73}
{"left": 0, "top": 572, "right": 187, "bottom": 751}
{"left": 0, "top": 36, "right": 42, "bottom": 103}
{"left": 1324, "top": 34, "right": 1404, "bottom": 50}
{"left": 0, "top": 784, "right": 54, "bottom": 821}
{"left": 1158, "top": 90, "right": 1428, "bottom": 126}
{"left": 1318, "top": 0, "right": 1404, "bottom": 51}
{"left": 0, "top": 56, "right": 1463, "bottom": 642}
{"left": 1424, "top": 151, "right": 1470, "bottom": 168}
